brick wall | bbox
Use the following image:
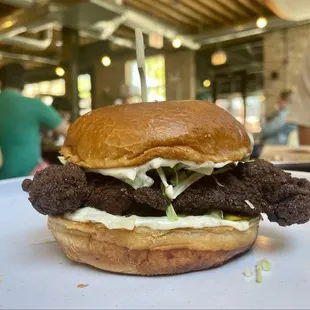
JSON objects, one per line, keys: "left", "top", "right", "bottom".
{"left": 264, "top": 24, "right": 310, "bottom": 115}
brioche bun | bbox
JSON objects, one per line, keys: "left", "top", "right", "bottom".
{"left": 60, "top": 100, "right": 252, "bottom": 169}
{"left": 48, "top": 216, "right": 259, "bottom": 276}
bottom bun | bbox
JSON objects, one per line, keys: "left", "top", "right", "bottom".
{"left": 48, "top": 216, "right": 259, "bottom": 276}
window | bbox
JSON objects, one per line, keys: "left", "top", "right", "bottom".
{"left": 245, "top": 95, "right": 264, "bottom": 134}
{"left": 125, "top": 55, "right": 166, "bottom": 103}
{"left": 216, "top": 95, "right": 244, "bottom": 124}
{"left": 23, "top": 74, "right": 92, "bottom": 115}
{"left": 78, "top": 74, "right": 92, "bottom": 115}
{"left": 216, "top": 93, "right": 264, "bottom": 133}
{"left": 23, "top": 79, "right": 65, "bottom": 106}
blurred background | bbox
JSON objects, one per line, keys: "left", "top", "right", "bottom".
{"left": 1, "top": 0, "right": 310, "bottom": 169}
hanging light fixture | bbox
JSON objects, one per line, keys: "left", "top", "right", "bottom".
{"left": 172, "top": 37, "right": 182, "bottom": 48}
{"left": 55, "top": 40, "right": 63, "bottom": 47}
{"left": 101, "top": 56, "right": 111, "bottom": 67}
{"left": 256, "top": 17, "right": 268, "bottom": 28}
{"left": 55, "top": 66, "right": 65, "bottom": 77}
{"left": 203, "top": 79, "right": 211, "bottom": 87}
{"left": 211, "top": 50, "right": 227, "bottom": 66}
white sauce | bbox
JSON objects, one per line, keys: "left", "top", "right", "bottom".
{"left": 88, "top": 158, "right": 236, "bottom": 189}
{"left": 65, "top": 207, "right": 250, "bottom": 231}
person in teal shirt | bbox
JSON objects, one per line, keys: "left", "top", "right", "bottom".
{"left": 0, "top": 63, "right": 69, "bottom": 179}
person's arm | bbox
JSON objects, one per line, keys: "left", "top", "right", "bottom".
{"left": 36, "top": 100, "right": 70, "bottom": 134}
{"left": 282, "top": 123, "right": 297, "bottom": 135}
{"left": 261, "top": 112, "right": 286, "bottom": 137}
{"left": 54, "top": 120, "right": 70, "bottom": 136}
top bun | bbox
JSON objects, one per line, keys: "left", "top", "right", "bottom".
{"left": 60, "top": 100, "right": 252, "bottom": 169}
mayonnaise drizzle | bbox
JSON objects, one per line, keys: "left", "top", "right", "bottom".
{"left": 65, "top": 207, "right": 251, "bottom": 231}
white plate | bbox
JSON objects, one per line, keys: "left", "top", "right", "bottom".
{"left": 1, "top": 174, "right": 310, "bottom": 309}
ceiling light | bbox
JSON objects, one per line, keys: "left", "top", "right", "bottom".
{"left": 172, "top": 37, "right": 182, "bottom": 49}
{"left": 55, "top": 40, "right": 63, "bottom": 47}
{"left": 211, "top": 50, "right": 227, "bottom": 66}
{"left": 256, "top": 17, "right": 268, "bottom": 29}
{"left": 101, "top": 56, "right": 111, "bottom": 67}
{"left": 55, "top": 66, "right": 65, "bottom": 77}
{"left": 203, "top": 79, "right": 211, "bottom": 87}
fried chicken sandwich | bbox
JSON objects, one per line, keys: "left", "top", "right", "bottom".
{"left": 22, "top": 100, "right": 310, "bottom": 275}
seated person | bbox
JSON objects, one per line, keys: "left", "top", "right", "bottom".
{"left": 261, "top": 90, "right": 296, "bottom": 145}
{"left": 0, "top": 63, "right": 69, "bottom": 179}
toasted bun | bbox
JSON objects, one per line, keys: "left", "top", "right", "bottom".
{"left": 60, "top": 100, "right": 252, "bottom": 169}
{"left": 48, "top": 216, "right": 259, "bottom": 276}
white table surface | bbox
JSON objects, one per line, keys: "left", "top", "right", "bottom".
{"left": 1, "top": 172, "right": 310, "bottom": 309}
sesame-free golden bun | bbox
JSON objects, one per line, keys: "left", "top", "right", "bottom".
{"left": 60, "top": 100, "right": 252, "bottom": 169}
{"left": 48, "top": 216, "right": 259, "bottom": 276}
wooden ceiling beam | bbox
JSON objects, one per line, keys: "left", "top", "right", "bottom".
{"left": 236, "top": 0, "right": 266, "bottom": 16}
{"left": 125, "top": 0, "right": 188, "bottom": 27}
{"left": 129, "top": 0, "right": 196, "bottom": 27}
{"left": 138, "top": 0, "right": 196, "bottom": 25}
{"left": 216, "top": 0, "right": 252, "bottom": 18}
{"left": 195, "top": 0, "right": 240, "bottom": 22}
{"left": 159, "top": 0, "right": 213, "bottom": 25}
{"left": 254, "top": 0, "right": 274, "bottom": 16}
{"left": 125, "top": 0, "right": 185, "bottom": 26}
{"left": 256, "top": 0, "right": 267, "bottom": 5}
{"left": 181, "top": 0, "right": 229, "bottom": 24}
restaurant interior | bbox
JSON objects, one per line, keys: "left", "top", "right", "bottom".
{"left": 0, "top": 0, "right": 309, "bottom": 168}
{"left": 3, "top": 3, "right": 310, "bottom": 308}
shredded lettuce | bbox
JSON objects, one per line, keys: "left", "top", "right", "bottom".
{"left": 171, "top": 169, "right": 187, "bottom": 187}
{"left": 171, "top": 168, "right": 179, "bottom": 186}
{"left": 245, "top": 200, "right": 255, "bottom": 210}
{"left": 87, "top": 157, "right": 254, "bottom": 202}
{"left": 212, "top": 163, "right": 237, "bottom": 175}
{"left": 256, "top": 259, "right": 271, "bottom": 283}
{"left": 166, "top": 204, "right": 178, "bottom": 222}
{"left": 127, "top": 174, "right": 154, "bottom": 189}
{"left": 208, "top": 209, "right": 224, "bottom": 219}
{"left": 256, "top": 264, "right": 263, "bottom": 283}
{"left": 157, "top": 168, "right": 204, "bottom": 200}
{"left": 160, "top": 183, "right": 178, "bottom": 222}
{"left": 58, "top": 156, "right": 67, "bottom": 165}
{"left": 156, "top": 167, "right": 169, "bottom": 187}
{"left": 157, "top": 167, "right": 174, "bottom": 198}
{"left": 171, "top": 172, "right": 204, "bottom": 199}
{"left": 212, "top": 175, "right": 224, "bottom": 187}
{"left": 187, "top": 166, "right": 214, "bottom": 175}
{"left": 90, "top": 158, "right": 252, "bottom": 199}
{"left": 243, "top": 268, "right": 253, "bottom": 277}
{"left": 242, "top": 258, "right": 271, "bottom": 283}
{"left": 258, "top": 258, "right": 272, "bottom": 271}
{"left": 241, "top": 158, "right": 255, "bottom": 164}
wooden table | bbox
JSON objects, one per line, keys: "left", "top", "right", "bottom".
{"left": 260, "top": 145, "right": 310, "bottom": 171}
{"left": 260, "top": 145, "right": 310, "bottom": 162}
